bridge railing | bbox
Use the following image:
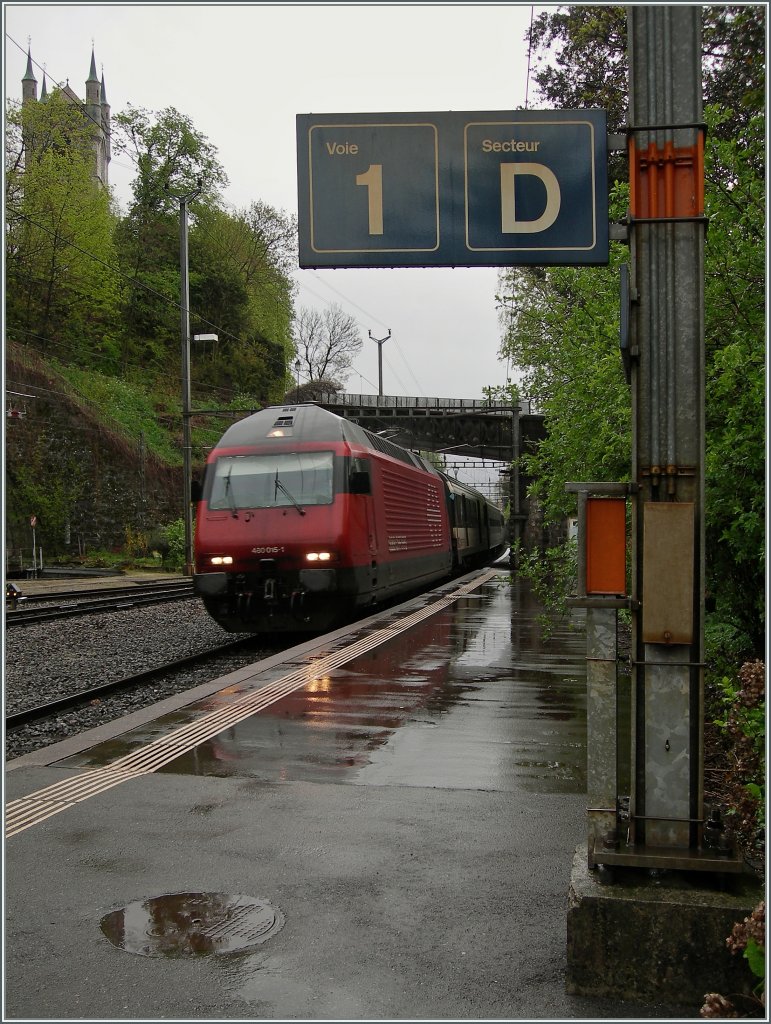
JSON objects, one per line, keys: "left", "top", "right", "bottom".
{"left": 315, "top": 392, "right": 541, "bottom": 415}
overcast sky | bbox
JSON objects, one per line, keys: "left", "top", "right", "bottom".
{"left": 5, "top": 2, "right": 542, "bottom": 408}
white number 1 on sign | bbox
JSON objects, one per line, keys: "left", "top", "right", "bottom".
{"left": 355, "top": 164, "right": 384, "bottom": 235}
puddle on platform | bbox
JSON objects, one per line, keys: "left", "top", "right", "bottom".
{"left": 100, "top": 891, "right": 284, "bottom": 957}
{"left": 60, "top": 579, "right": 590, "bottom": 795}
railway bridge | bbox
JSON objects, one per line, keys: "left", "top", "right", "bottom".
{"left": 312, "top": 392, "right": 546, "bottom": 554}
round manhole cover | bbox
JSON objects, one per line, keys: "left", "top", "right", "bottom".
{"left": 100, "top": 892, "right": 285, "bottom": 957}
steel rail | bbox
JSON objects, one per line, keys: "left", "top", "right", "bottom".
{"left": 7, "top": 580, "right": 192, "bottom": 605}
{"left": 5, "top": 636, "right": 259, "bottom": 728}
{"left": 5, "top": 581, "right": 195, "bottom": 626}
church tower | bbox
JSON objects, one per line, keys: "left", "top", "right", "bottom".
{"left": 83, "top": 46, "right": 110, "bottom": 186}
{"left": 100, "top": 71, "right": 111, "bottom": 183}
{"left": 21, "top": 45, "right": 111, "bottom": 187}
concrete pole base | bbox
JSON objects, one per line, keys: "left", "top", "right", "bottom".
{"left": 566, "top": 845, "right": 763, "bottom": 1006}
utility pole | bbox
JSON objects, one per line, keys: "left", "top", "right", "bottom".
{"left": 566, "top": 7, "right": 725, "bottom": 876}
{"left": 626, "top": 6, "right": 708, "bottom": 861}
{"left": 169, "top": 179, "right": 202, "bottom": 577}
{"left": 368, "top": 330, "right": 391, "bottom": 398}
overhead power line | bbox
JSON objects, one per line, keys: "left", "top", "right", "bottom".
{"left": 5, "top": 32, "right": 138, "bottom": 181}
{"left": 296, "top": 271, "right": 430, "bottom": 397}
{"left": 8, "top": 33, "right": 430, "bottom": 400}
{"left": 8, "top": 208, "right": 294, "bottom": 377}
{"left": 304, "top": 270, "right": 391, "bottom": 333}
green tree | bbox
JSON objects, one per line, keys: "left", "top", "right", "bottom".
{"left": 702, "top": 107, "right": 765, "bottom": 650}
{"left": 497, "top": 185, "right": 632, "bottom": 526}
{"left": 526, "top": 6, "right": 766, "bottom": 179}
{"left": 528, "top": 5, "right": 765, "bottom": 126}
{"left": 189, "top": 201, "right": 296, "bottom": 401}
{"left": 111, "top": 104, "right": 228, "bottom": 373}
{"left": 702, "top": 6, "right": 766, "bottom": 140}
{"left": 112, "top": 103, "right": 227, "bottom": 216}
{"left": 526, "top": 6, "right": 628, "bottom": 182}
{"left": 5, "top": 93, "right": 121, "bottom": 369}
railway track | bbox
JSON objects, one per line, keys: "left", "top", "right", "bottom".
{"left": 6, "top": 635, "right": 258, "bottom": 730}
{"left": 5, "top": 579, "right": 194, "bottom": 626}
{"left": 6, "top": 571, "right": 502, "bottom": 760}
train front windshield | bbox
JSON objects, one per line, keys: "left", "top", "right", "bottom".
{"left": 207, "top": 452, "right": 334, "bottom": 510}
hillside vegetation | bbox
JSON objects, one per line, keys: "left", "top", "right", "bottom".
{"left": 5, "top": 96, "right": 297, "bottom": 559}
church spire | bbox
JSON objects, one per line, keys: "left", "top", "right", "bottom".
{"left": 22, "top": 46, "right": 37, "bottom": 102}
{"left": 85, "top": 45, "right": 100, "bottom": 106}
{"left": 22, "top": 47, "right": 36, "bottom": 82}
{"left": 87, "top": 45, "right": 99, "bottom": 83}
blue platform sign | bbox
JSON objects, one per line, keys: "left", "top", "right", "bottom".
{"left": 297, "top": 109, "right": 608, "bottom": 268}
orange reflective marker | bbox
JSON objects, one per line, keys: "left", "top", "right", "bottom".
{"left": 585, "top": 498, "right": 627, "bottom": 595}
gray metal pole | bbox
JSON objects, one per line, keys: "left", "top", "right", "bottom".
{"left": 510, "top": 404, "right": 521, "bottom": 568}
{"left": 586, "top": 607, "right": 618, "bottom": 855}
{"left": 180, "top": 195, "right": 193, "bottom": 577}
{"left": 627, "top": 6, "right": 706, "bottom": 854}
{"left": 368, "top": 330, "right": 391, "bottom": 398}
{"left": 176, "top": 183, "right": 202, "bottom": 578}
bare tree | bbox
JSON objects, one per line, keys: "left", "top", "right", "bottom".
{"left": 284, "top": 378, "right": 343, "bottom": 404}
{"left": 294, "top": 303, "right": 362, "bottom": 386}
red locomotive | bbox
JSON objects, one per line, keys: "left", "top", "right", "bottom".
{"left": 194, "top": 403, "right": 506, "bottom": 633}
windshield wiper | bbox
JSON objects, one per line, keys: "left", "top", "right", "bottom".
{"left": 223, "top": 465, "right": 238, "bottom": 517}
{"left": 274, "top": 470, "right": 306, "bottom": 516}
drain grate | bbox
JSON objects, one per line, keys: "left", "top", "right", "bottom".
{"left": 100, "top": 891, "right": 285, "bottom": 957}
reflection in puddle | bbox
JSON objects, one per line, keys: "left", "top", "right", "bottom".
{"left": 63, "top": 579, "right": 589, "bottom": 795}
{"left": 166, "top": 580, "right": 588, "bottom": 794}
{"left": 100, "top": 892, "right": 285, "bottom": 958}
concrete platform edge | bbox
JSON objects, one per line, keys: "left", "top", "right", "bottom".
{"left": 566, "top": 844, "right": 763, "bottom": 1005}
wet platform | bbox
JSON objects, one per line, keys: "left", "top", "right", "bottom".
{"left": 4, "top": 570, "right": 691, "bottom": 1020}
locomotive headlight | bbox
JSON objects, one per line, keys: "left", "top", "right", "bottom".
{"left": 305, "top": 551, "right": 333, "bottom": 562}
{"left": 210, "top": 556, "right": 234, "bottom": 565}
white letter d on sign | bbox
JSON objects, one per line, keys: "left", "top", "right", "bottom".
{"left": 500, "top": 162, "right": 561, "bottom": 233}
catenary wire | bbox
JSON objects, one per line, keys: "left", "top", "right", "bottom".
{"left": 7, "top": 32, "right": 496, "bottom": 404}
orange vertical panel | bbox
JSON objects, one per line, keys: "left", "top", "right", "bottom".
{"left": 586, "top": 498, "right": 627, "bottom": 595}
{"left": 630, "top": 137, "right": 704, "bottom": 220}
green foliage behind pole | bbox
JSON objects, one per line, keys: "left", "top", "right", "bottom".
{"left": 501, "top": 6, "right": 765, "bottom": 654}
{"left": 497, "top": 183, "right": 632, "bottom": 526}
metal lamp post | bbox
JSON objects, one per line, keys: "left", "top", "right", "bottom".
{"left": 294, "top": 359, "right": 301, "bottom": 401}
{"left": 170, "top": 178, "right": 204, "bottom": 577}
{"left": 176, "top": 184, "right": 202, "bottom": 576}
{"left": 184, "top": 332, "right": 218, "bottom": 575}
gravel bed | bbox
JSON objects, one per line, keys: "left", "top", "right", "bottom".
{"left": 5, "top": 599, "right": 279, "bottom": 763}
